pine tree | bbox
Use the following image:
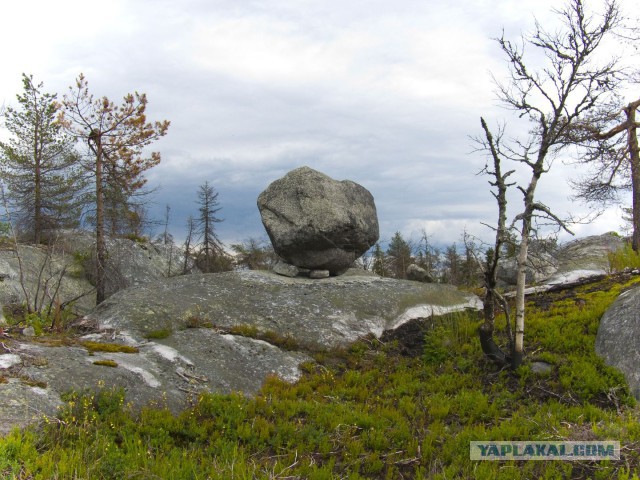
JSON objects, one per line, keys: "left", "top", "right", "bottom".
{"left": 0, "top": 74, "right": 84, "bottom": 243}
{"left": 59, "top": 73, "right": 169, "bottom": 303}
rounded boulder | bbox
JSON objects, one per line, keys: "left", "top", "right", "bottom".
{"left": 257, "top": 166, "right": 379, "bottom": 274}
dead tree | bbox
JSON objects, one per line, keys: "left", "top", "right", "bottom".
{"left": 478, "top": 0, "right": 622, "bottom": 368}
{"left": 476, "top": 119, "right": 515, "bottom": 366}
{"left": 571, "top": 98, "right": 640, "bottom": 249}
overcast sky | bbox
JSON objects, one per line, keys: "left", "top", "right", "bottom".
{"left": 1, "top": 0, "right": 637, "bottom": 249}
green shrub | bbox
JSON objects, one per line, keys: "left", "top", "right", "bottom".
{"left": 24, "top": 312, "right": 44, "bottom": 336}
{"left": 608, "top": 242, "right": 640, "bottom": 272}
{"left": 144, "top": 327, "right": 172, "bottom": 339}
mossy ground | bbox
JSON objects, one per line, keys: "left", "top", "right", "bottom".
{"left": 1, "top": 275, "right": 640, "bottom": 479}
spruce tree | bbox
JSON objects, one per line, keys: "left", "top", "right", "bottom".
{"left": 194, "top": 181, "right": 230, "bottom": 272}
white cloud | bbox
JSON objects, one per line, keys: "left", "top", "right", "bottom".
{"left": 0, "top": 0, "right": 635, "bottom": 246}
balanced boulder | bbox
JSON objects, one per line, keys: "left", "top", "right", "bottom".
{"left": 257, "top": 167, "right": 379, "bottom": 274}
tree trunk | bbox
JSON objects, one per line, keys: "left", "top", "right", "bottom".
{"left": 478, "top": 117, "right": 513, "bottom": 366}
{"left": 512, "top": 222, "right": 530, "bottom": 369}
{"left": 627, "top": 101, "right": 640, "bottom": 251}
{"left": 95, "top": 138, "right": 106, "bottom": 304}
{"left": 34, "top": 123, "right": 42, "bottom": 245}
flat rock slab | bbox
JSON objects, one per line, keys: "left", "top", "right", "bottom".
{"left": 1, "top": 269, "right": 480, "bottom": 435}
{"left": 0, "top": 333, "right": 310, "bottom": 436}
{"left": 87, "top": 269, "right": 481, "bottom": 350}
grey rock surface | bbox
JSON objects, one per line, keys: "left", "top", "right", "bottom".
{"left": 0, "top": 244, "right": 95, "bottom": 314}
{"left": 531, "top": 361, "right": 553, "bottom": 375}
{"left": 554, "top": 232, "right": 624, "bottom": 275}
{"left": 0, "top": 232, "right": 187, "bottom": 317}
{"left": 497, "top": 232, "right": 625, "bottom": 287}
{"left": 68, "top": 231, "right": 187, "bottom": 299}
{"left": 86, "top": 269, "right": 481, "bottom": 350}
{"left": 257, "top": 167, "right": 379, "bottom": 274}
{"left": 0, "top": 268, "right": 480, "bottom": 435}
{"left": 0, "top": 332, "right": 309, "bottom": 436}
{"left": 596, "top": 285, "right": 640, "bottom": 400}
{"left": 309, "top": 269, "right": 330, "bottom": 279}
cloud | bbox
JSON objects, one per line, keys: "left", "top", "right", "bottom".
{"left": 0, "top": 0, "right": 633, "bottom": 249}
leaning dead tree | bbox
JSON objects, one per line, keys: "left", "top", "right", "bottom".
{"left": 570, "top": 98, "right": 640, "bottom": 249}
{"left": 477, "top": 0, "right": 623, "bottom": 369}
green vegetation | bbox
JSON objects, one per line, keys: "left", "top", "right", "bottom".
{"left": 93, "top": 360, "right": 119, "bottom": 368}
{"left": 183, "top": 306, "right": 214, "bottom": 329}
{"left": 143, "top": 327, "right": 173, "bottom": 340}
{"left": 81, "top": 341, "right": 139, "bottom": 354}
{"left": 608, "top": 242, "right": 640, "bottom": 272}
{"left": 1, "top": 276, "right": 640, "bottom": 479}
{"left": 23, "top": 312, "right": 44, "bottom": 336}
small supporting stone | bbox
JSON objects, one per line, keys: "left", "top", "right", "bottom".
{"left": 309, "top": 270, "right": 330, "bottom": 279}
{"left": 272, "top": 260, "right": 300, "bottom": 278}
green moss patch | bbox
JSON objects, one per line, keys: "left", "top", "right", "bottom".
{"left": 81, "top": 341, "right": 139, "bottom": 354}
{"left": 92, "top": 359, "right": 118, "bottom": 368}
{"left": 143, "top": 328, "right": 173, "bottom": 340}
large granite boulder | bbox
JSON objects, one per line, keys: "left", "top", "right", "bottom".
{"left": 596, "top": 285, "right": 640, "bottom": 399}
{"left": 257, "top": 167, "right": 379, "bottom": 275}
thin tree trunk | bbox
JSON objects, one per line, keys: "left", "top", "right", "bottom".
{"left": 34, "top": 123, "right": 42, "bottom": 244}
{"left": 478, "top": 117, "right": 514, "bottom": 366}
{"left": 627, "top": 101, "right": 640, "bottom": 251}
{"left": 95, "top": 138, "right": 106, "bottom": 304}
{"left": 512, "top": 228, "right": 529, "bottom": 369}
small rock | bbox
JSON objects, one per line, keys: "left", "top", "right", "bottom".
{"left": 406, "top": 264, "right": 434, "bottom": 283}
{"left": 22, "top": 326, "right": 35, "bottom": 337}
{"left": 531, "top": 361, "right": 553, "bottom": 374}
{"left": 309, "top": 270, "right": 330, "bottom": 279}
{"left": 0, "top": 353, "right": 21, "bottom": 369}
{"left": 272, "top": 260, "right": 300, "bottom": 278}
